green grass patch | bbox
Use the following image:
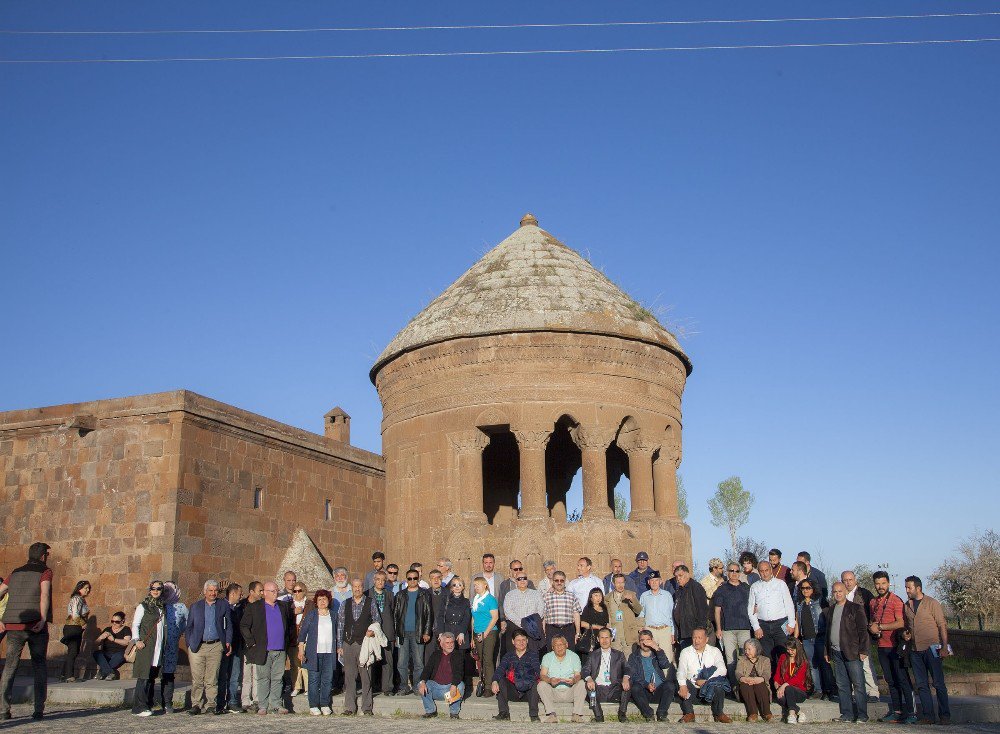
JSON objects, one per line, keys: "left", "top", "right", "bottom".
{"left": 942, "top": 657, "right": 1000, "bottom": 674}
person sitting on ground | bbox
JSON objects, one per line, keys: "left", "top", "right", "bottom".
{"left": 537, "top": 635, "right": 588, "bottom": 723}
{"left": 774, "top": 636, "right": 812, "bottom": 724}
{"left": 492, "top": 629, "right": 541, "bottom": 721}
{"left": 623, "top": 629, "right": 677, "bottom": 722}
{"left": 92, "top": 611, "right": 132, "bottom": 680}
{"left": 676, "top": 627, "right": 732, "bottom": 723}
{"left": 581, "top": 627, "right": 629, "bottom": 723}
{"left": 735, "top": 638, "right": 773, "bottom": 722}
{"left": 419, "top": 631, "right": 465, "bottom": 719}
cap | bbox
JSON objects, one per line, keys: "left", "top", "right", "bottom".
{"left": 647, "top": 570, "right": 661, "bottom": 579}
{"left": 635, "top": 551, "right": 649, "bottom": 561}
{"left": 709, "top": 558, "right": 724, "bottom": 569}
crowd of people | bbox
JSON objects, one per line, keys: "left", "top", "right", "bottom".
{"left": 0, "top": 543, "right": 952, "bottom": 725}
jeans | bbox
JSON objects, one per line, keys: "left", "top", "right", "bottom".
{"left": 831, "top": 650, "right": 868, "bottom": 721}
{"left": 777, "top": 685, "right": 806, "bottom": 715}
{"left": 679, "top": 685, "right": 725, "bottom": 717}
{"left": 802, "top": 637, "right": 834, "bottom": 694}
{"left": 308, "top": 653, "right": 335, "bottom": 709}
{"left": 1, "top": 629, "right": 48, "bottom": 716}
{"left": 757, "top": 618, "right": 790, "bottom": 662}
{"left": 61, "top": 625, "right": 83, "bottom": 678}
{"left": 132, "top": 666, "right": 173, "bottom": 713}
{"left": 629, "top": 680, "right": 676, "bottom": 718}
{"left": 421, "top": 680, "right": 465, "bottom": 715}
{"left": 496, "top": 677, "right": 539, "bottom": 717}
{"left": 911, "top": 648, "right": 950, "bottom": 719}
{"left": 255, "top": 650, "right": 286, "bottom": 712}
{"left": 217, "top": 651, "right": 242, "bottom": 710}
{"left": 397, "top": 631, "right": 425, "bottom": 689}
{"left": 877, "top": 647, "right": 913, "bottom": 715}
{"left": 93, "top": 649, "right": 126, "bottom": 677}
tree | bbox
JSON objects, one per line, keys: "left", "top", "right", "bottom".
{"left": 725, "top": 536, "right": 769, "bottom": 567}
{"left": 708, "top": 476, "right": 754, "bottom": 561}
{"left": 931, "top": 529, "right": 1000, "bottom": 629}
{"left": 677, "top": 474, "right": 689, "bottom": 521}
{"left": 615, "top": 490, "right": 629, "bottom": 521}
{"left": 852, "top": 563, "right": 877, "bottom": 593}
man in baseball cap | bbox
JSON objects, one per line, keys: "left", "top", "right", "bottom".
{"left": 628, "top": 552, "right": 658, "bottom": 594}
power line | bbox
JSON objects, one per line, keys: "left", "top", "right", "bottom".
{"left": 2, "top": 11, "right": 999, "bottom": 36}
{"left": 2, "top": 37, "right": 998, "bottom": 64}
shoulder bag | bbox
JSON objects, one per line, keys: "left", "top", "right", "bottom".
{"left": 124, "top": 609, "right": 164, "bottom": 664}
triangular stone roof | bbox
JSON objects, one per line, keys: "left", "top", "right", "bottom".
{"left": 371, "top": 214, "right": 690, "bottom": 380}
{"left": 275, "top": 528, "right": 335, "bottom": 592}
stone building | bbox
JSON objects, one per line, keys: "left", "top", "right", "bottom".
{"left": 371, "top": 214, "right": 692, "bottom": 583}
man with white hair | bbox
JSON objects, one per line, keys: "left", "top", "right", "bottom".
{"left": 240, "top": 581, "right": 295, "bottom": 715}
{"left": 437, "top": 558, "right": 455, "bottom": 587}
{"left": 184, "top": 580, "right": 232, "bottom": 715}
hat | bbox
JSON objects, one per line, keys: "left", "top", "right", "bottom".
{"left": 635, "top": 551, "right": 649, "bottom": 561}
{"left": 709, "top": 558, "right": 724, "bottom": 569}
{"left": 647, "top": 570, "right": 661, "bottom": 579}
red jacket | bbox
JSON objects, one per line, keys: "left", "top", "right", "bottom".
{"left": 773, "top": 654, "right": 808, "bottom": 692}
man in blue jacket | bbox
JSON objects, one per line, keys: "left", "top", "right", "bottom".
{"left": 185, "top": 580, "right": 233, "bottom": 715}
{"left": 624, "top": 629, "right": 677, "bottom": 721}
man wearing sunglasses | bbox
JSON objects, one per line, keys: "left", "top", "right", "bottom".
{"left": 392, "top": 570, "right": 432, "bottom": 695}
{"left": 711, "top": 564, "right": 752, "bottom": 673}
{"left": 502, "top": 572, "right": 544, "bottom": 655}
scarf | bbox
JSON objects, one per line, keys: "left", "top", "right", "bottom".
{"left": 161, "top": 583, "right": 180, "bottom": 606}
{"left": 142, "top": 594, "right": 164, "bottom": 612}
{"left": 472, "top": 592, "right": 489, "bottom": 612}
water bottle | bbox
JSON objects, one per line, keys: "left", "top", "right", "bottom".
{"left": 589, "top": 690, "right": 597, "bottom": 708}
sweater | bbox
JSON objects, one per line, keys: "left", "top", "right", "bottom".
{"left": 903, "top": 594, "right": 948, "bottom": 652}
{"left": 773, "top": 653, "right": 809, "bottom": 692}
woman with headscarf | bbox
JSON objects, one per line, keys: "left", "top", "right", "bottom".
{"left": 61, "top": 580, "right": 91, "bottom": 682}
{"left": 159, "top": 581, "right": 188, "bottom": 713}
{"left": 131, "top": 580, "right": 167, "bottom": 717}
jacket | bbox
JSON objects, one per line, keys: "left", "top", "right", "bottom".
{"left": 240, "top": 599, "right": 295, "bottom": 666}
{"left": 903, "top": 594, "right": 948, "bottom": 652}
{"left": 368, "top": 587, "right": 395, "bottom": 643}
{"left": 823, "top": 602, "right": 870, "bottom": 661}
{"left": 494, "top": 649, "right": 540, "bottom": 693}
{"left": 773, "top": 653, "right": 809, "bottom": 692}
{"left": 849, "top": 586, "right": 875, "bottom": 623}
{"left": 435, "top": 594, "right": 472, "bottom": 649}
{"left": 421, "top": 647, "right": 465, "bottom": 686}
{"left": 392, "top": 586, "right": 433, "bottom": 643}
{"left": 628, "top": 567, "right": 658, "bottom": 594}
{"left": 131, "top": 599, "right": 166, "bottom": 680}
{"left": 624, "top": 646, "right": 675, "bottom": 687}
{"left": 581, "top": 646, "right": 627, "bottom": 688}
{"left": 672, "top": 580, "right": 709, "bottom": 638}
{"left": 230, "top": 599, "right": 248, "bottom": 656}
{"left": 734, "top": 654, "right": 771, "bottom": 684}
{"left": 795, "top": 599, "right": 826, "bottom": 640}
{"left": 606, "top": 590, "right": 642, "bottom": 652}
{"left": 359, "top": 622, "right": 387, "bottom": 667}
{"left": 185, "top": 597, "right": 233, "bottom": 653}
{"left": 603, "top": 573, "right": 638, "bottom": 595}
{"left": 297, "top": 606, "right": 339, "bottom": 672}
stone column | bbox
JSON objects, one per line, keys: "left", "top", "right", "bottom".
{"left": 448, "top": 430, "right": 490, "bottom": 521}
{"left": 624, "top": 438, "right": 656, "bottom": 521}
{"left": 652, "top": 443, "right": 681, "bottom": 519}
{"left": 570, "top": 426, "right": 615, "bottom": 520}
{"left": 513, "top": 428, "right": 551, "bottom": 520}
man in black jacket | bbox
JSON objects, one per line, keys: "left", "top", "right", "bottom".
{"left": 672, "top": 565, "right": 708, "bottom": 653}
{"left": 582, "top": 628, "right": 629, "bottom": 722}
{"left": 419, "top": 632, "right": 465, "bottom": 718}
{"left": 824, "top": 582, "right": 871, "bottom": 723}
{"left": 842, "top": 570, "right": 879, "bottom": 702}
{"left": 393, "top": 568, "right": 433, "bottom": 695}
{"left": 624, "top": 630, "right": 678, "bottom": 721}
{"left": 239, "top": 581, "right": 296, "bottom": 715}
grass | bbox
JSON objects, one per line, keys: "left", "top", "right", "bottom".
{"left": 942, "top": 657, "right": 1000, "bottom": 675}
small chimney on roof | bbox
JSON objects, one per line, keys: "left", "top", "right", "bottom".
{"left": 324, "top": 407, "right": 351, "bottom": 444}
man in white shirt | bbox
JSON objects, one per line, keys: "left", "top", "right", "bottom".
{"left": 747, "top": 561, "right": 796, "bottom": 661}
{"left": 536, "top": 561, "right": 557, "bottom": 595}
{"left": 437, "top": 558, "right": 455, "bottom": 588}
{"left": 676, "top": 628, "right": 731, "bottom": 723}
{"left": 481, "top": 554, "right": 498, "bottom": 597}
{"left": 567, "top": 557, "right": 603, "bottom": 611}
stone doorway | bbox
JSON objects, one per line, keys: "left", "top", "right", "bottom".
{"left": 482, "top": 428, "right": 520, "bottom": 525}
{"left": 545, "top": 416, "right": 582, "bottom": 522}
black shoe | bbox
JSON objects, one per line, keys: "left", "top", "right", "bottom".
{"left": 385, "top": 690, "right": 396, "bottom": 696}
{"left": 31, "top": 712, "right": 44, "bottom": 720}
{"left": 0, "top": 712, "right": 10, "bottom": 721}
{"left": 422, "top": 712, "right": 437, "bottom": 718}
{"left": 213, "top": 708, "right": 227, "bottom": 715}
{"left": 400, "top": 686, "right": 413, "bottom": 696}
{"left": 451, "top": 713, "right": 460, "bottom": 719}
{"left": 227, "top": 704, "right": 243, "bottom": 713}
{"left": 618, "top": 713, "right": 627, "bottom": 723}
{"left": 594, "top": 712, "right": 605, "bottom": 723}
{"left": 188, "top": 706, "right": 202, "bottom": 716}
{"left": 494, "top": 713, "right": 510, "bottom": 721}
{"left": 657, "top": 714, "right": 669, "bottom": 721}
{"left": 644, "top": 716, "right": 654, "bottom": 722}
{"left": 530, "top": 716, "right": 542, "bottom": 722}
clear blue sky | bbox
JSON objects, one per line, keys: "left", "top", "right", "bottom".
{"left": 3, "top": 1, "right": 998, "bottom": 588}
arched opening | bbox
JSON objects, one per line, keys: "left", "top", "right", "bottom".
{"left": 482, "top": 428, "right": 520, "bottom": 525}
{"left": 606, "top": 443, "right": 630, "bottom": 519}
{"left": 545, "top": 416, "right": 582, "bottom": 522}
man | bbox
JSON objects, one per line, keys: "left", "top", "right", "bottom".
{"left": 797, "top": 551, "right": 828, "bottom": 603}
{"left": 638, "top": 571, "right": 675, "bottom": 663}
{"left": 824, "top": 581, "right": 870, "bottom": 723}
{"left": 677, "top": 627, "right": 731, "bottom": 723}
{"left": 699, "top": 559, "right": 725, "bottom": 600}
{"left": 739, "top": 553, "right": 760, "bottom": 585}
{"left": 369, "top": 570, "right": 396, "bottom": 696}
{"left": 606, "top": 573, "right": 642, "bottom": 653}
{"left": 240, "top": 581, "right": 295, "bottom": 715}
{"left": 666, "top": 560, "right": 685, "bottom": 597}
{"left": 497, "top": 559, "right": 534, "bottom": 641}
{"left": 392, "top": 568, "right": 432, "bottom": 695}
{"left": 337, "top": 578, "right": 380, "bottom": 716}
{"left": 424, "top": 569, "right": 447, "bottom": 663}
{"left": 628, "top": 551, "right": 657, "bottom": 594}
{"left": 712, "top": 562, "right": 752, "bottom": 674}
{"left": 385, "top": 564, "right": 402, "bottom": 593}
{"left": 537, "top": 634, "right": 588, "bottom": 722}
{"left": 604, "top": 559, "right": 637, "bottom": 594}
{"left": 278, "top": 570, "right": 297, "bottom": 602}
{"left": 436, "top": 558, "right": 455, "bottom": 587}
{"left": 0, "top": 542, "right": 52, "bottom": 722}
{"left": 217, "top": 583, "right": 243, "bottom": 713}
{"left": 842, "top": 570, "right": 879, "bottom": 701}
{"left": 567, "top": 557, "right": 603, "bottom": 611}
{"left": 185, "top": 579, "right": 233, "bottom": 715}
{"left": 410, "top": 562, "right": 431, "bottom": 589}
{"left": 869, "top": 571, "right": 914, "bottom": 724}
{"left": 331, "top": 567, "right": 352, "bottom": 604}
{"left": 542, "top": 570, "right": 581, "bottom": 651}
{"left": 903, "top": 576, "right": 950, "bottom": 725}
{"left": 769, "top": 549, "right": 792, "bottom": 584}
{"left": 624, "top": 629, "right": 677, "bottom": 722}
{"left": 503, "top": 569, "right": 545, "bottom": 654}
{"left": 238, "top": 581, "right": 263, "bottom": 712}
{"left": 537, "top": 560, "right": 557, "bottom": 595}
{"left": 582, "top": 627, "right": 628, "bottom": 722}
{"left": 492, "top": 629, "right": 541, "bottom": 722}
{"left": 747, "top": 560, "right": 795, "bottom": 660}
{"left": 673, "top": 565, "right": 709, "bottom": 651}
{"left": 418, "top": 632, "right": 464, "bottom": 719}
{"left": 481, "top": 553, "right": 499, "bottom": 597}
{"left": 789, "top": 561, "right": 810, "bottom": 603}
{"left": 364, "top": 552, "right": 386, "bottom": 591}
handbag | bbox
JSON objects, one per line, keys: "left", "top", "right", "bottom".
{"left": 124, "top": 609, "right": 163, "bottom": 664}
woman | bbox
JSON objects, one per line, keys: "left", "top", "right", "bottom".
{"left": 289, "top": 582, "right": 314, "bottom": 697}
{"left": 298, "top": 589, "right": 338, "bottom": 716}
{"left": 131, "top": 581, "right": 167, "bottom": 717}
{"left": 579, "top": 588, "right": 609, "bottom": 654}
{"left": 159, "top": 581, "right": 188, "bottom": 714}
{"left": 436, "top": 577, "right": 472, "bottom": 649}
{"left": 795, "top": 580, "right": 832, "bottom": 699}
{"left": 735, "top": 638, "right": 773, "bottom": 721}
{"left": 774, "top": 636, "right": 812, "bottom": 724}
{"left": 470, "top": 576, "right": 499, "bottom": 697}
{"left": 92, "top": 611, "right": 132, "bottom": 680}
{"left": 61, "top": 580, "right": 91, "bottom": 682}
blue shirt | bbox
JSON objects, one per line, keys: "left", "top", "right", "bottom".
{"left": 472, "top": 594, "right": 498, "bottom": 634}
{"left": 641, "top": 653, "right": 664, "bottom": 686}
{"left": 405, "top": 590, "right": 418, "bottom": 633}
{"left": 203, "top": 601, "right": 219, "bottom": 641}
{"left": 639, "top": 589, "right": 674, "bottom": 629}
{"left": 711, "top": 581, "right": 752, "bottom": 631}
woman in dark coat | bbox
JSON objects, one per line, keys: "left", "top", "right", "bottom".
{"left": 436, "top": 577, "right": 472, "bottom": 650}
{"left": 130, "top": 581, "right": 167, "bottom": 717}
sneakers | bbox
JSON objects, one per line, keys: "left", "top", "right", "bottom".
{"left": 787, "top": 711, "right": 798, "bottom": 724}
{"left": 545, "top": 713, "right": 558, "bottom": 723}
{"left": 134, "top": 710, "right": 153, "bottom": 717}
{"left": 572, "top": 714, "right": 585, "bottom": 723}
{"left": 833, "top": 717, "right": 852, "bottom": 723}
{"left": 881, "top": 713, "right": 903, "bottom": 723}
{"left": 321, "top": 707, "right": 333, "bottom": 715}
{"left": 310, "top": 707, "right": 322, "bottom": 716}
{"left": 797, "top": 711, "right": 807, "bottom": 723}
{"left": 903, "top": 715, "right": 920, "bottom": 725}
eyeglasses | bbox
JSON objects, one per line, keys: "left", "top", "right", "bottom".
{"left": 800, "top": 586, "right": 813, "bottom": 591}
{"left": 511, "top": 567, "right": 523, "bottom": 572}
{"left": 149, "top": 586, "right": 163, "bottom": 591}
{"left": 406, "top": 576, "right": 419, "bottom": 581}
{"left": 112, "top": 618, "right": 125, "bottom": 624}
{"left": 553, "top": 579, "right": 565, "bottom": 584}
{"left": 387, "top": 570, "right": 398, "bottom": 575}
{"left": 293, "top": 588, "right": 304, "bottom": 593}
{"left": 728, "top": 568, "right": 740, "bottom": 573}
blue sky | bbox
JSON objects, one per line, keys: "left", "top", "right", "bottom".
{"left": 2, "top": 1, "right": 998, "bottom": 588}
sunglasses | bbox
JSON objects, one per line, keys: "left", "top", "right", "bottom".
{"left": 149, "top": 586, "right": 163, "bottom": 591}
{"left": 406, "top": 576, "right": 419, "bottom": 581}
{"left": 801, "top": 586, "right": 813, "bottom": 591}
{"left": 293, "top": 588, "right": 304, "bottom": 593}
{"left": 516, "top": 577, "right": 528, "bottom": 582}
{"left": 387, "top": 570, "right": 398, "bottom": 574}
{"left": 511, "top": 567, "right": 523, "bottom": 572}
{"left": 112, "top": 618, "right": 125, "bottom": 623}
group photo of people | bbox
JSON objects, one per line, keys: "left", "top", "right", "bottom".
{"left": 0, "top": 543, "right": 951, "bottom": 725}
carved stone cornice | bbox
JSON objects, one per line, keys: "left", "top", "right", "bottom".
{"left": 513, "top": 428, "right": 552, "bottom": 452}
{"left": 570, "top": 426, "right": 616, "bottom": 452}
{"left": 657, "top": 442, "right": 682, "bottom": 468}
{"left": 447, "top": 430, "right": 490, "bottom": 454}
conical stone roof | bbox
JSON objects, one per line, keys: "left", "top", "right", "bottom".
{"left": 371, "top": 214, "right": 691, "bottom": 381}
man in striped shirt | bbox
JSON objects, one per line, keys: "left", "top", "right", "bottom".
{"left": 543, "top": 572, "right": 581, "bottom": 651}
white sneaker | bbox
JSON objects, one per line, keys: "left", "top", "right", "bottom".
{"left": 310, "top": 707, "right": 322, "bottom": 716}
{"left": 291, "top": 689, "right": 303, "bottom": 697}
{"left": 134, "top": 710, "right": 153, "bottom": 717}
{"left": 787, "top": 711, "right": 798, "bottom": 724}
{"left": 321, "top": 707, "right": 333, "bottom": 716}
{"left": 797, "top": 711, "right": 806, "bottom": 723}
